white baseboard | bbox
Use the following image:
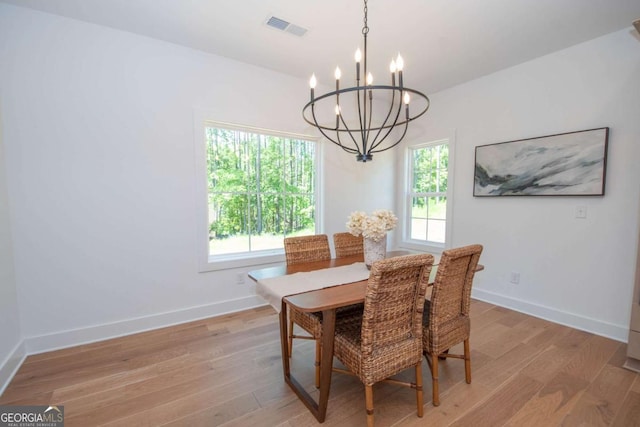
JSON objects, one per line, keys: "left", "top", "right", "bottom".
{"left": 8, "top": 289, "right": 627, "bottom": 392}
{"left": 24, "top": 295, "right": 267, "bottom": 355}
{"left": 472, "top": 288, "right": 628, "bottom": 342}
{"left": 0, "top": 340, "right": 27, "bottom": 396}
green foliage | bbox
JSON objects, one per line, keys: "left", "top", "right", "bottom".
{"left": 412, "top": 144, "right": 448, "bottom": 209}
{"left": 206, "top": 127, "right": 315, "bottom": 241}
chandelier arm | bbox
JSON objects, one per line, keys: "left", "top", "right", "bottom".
{"left": 335, "top": 123, "right": 362, "bottom": 155}
{"left": 370, "top": 112, "right": 410, "bottom": 154}
{"left": 337, "top": 110, "right": 362, "bottom": 153}
{"left": 369, "top": 86, "right": 398, "bottom": 146}
{"left": 365, "top": 90, "right": 374, "bottom": 151}
{"left": 368, "top": 89, "right": 404, "bottom": 152}
{"left": 310, "top": 102, "right": 359, "bottom": 154}
{"left": 355, "top": 86, "right": 367, "bottom": 154}
{"left": 318, "top": 126, "right": 359, "bottom": 154}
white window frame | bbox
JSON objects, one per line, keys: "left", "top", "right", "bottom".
{"left": 399, "top": 135, "right": 455, "bottom": 253}
{"left": 194, "top": 114, "right": 322, "bottom": 272}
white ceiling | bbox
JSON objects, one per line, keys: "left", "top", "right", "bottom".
{"left": 2, "top": 0, "right": 640, "bottom": 93}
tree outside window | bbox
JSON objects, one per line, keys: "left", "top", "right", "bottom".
{"left": 206, "top": 126, "right": 317, "bottom": 257}
{"left": 408, "top": 142, "right": 448, "bottom": 245}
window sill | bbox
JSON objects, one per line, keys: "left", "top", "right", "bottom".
{"left": 199, "top": 250, "right": 285, "bottom": 272}
{"left": 398, "top": 240, "right": 445, "bottom": 254}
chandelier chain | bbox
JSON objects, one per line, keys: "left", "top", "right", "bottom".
{"left": 362, "top": 0, "right": 369, "bottom": 34}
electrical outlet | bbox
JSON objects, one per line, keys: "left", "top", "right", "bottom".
{"left": 510, "top": 272, "right": 520, "bottom": 284}
{"left": 236, "top": 272, "right": 245, "bottom": 284}
{"left": 575, "top": 206, "right": 587, "bottom": 219}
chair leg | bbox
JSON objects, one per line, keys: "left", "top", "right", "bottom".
{"left": 464, "top": 339, "right": 471, "bottom": 384}
{"left": 365, "top": 385, "right": 374, "bottom": 427}
{"left": 415, "top": 364, "right": 424, "bottom": 417}
{"left": 314, "top": 338, "right": 321, "bottom": 388}
{"left": 288, "top": 317, "right": 294, "bottom": 358}
{"left": 431, "top": 353, "right": 440, "bottom": 406}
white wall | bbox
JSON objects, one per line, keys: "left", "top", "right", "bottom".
{"left": 323, "top": 143, "right": 397, "bottom": 241}
{"left": 400, "top": 28, "right": 640, "bottom": 340}
{"left": 0, "top": 105, "right": 24, "bottom": 393}
{"left": 0, "top": 4, "right": 374, "bottom": 354}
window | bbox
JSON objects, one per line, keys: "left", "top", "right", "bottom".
{"left": 403, "top": 139, "right": 452, "bottom": 250}
{"left": 198, "top": 121, "right": 319, "bottom": 270}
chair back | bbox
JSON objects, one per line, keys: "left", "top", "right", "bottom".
{"left": 427, "top": 244, "right": 483, "bottom": 349}
{"left": 361, "top": 254, "right": 434, "bottom": 356}
{"left": 283, "top": 234, "right": 331, "bottom": 265}
{"left": 333, "top": 232, "right": 364, "bottom": 258}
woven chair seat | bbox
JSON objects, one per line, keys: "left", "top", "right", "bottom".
{"left": 292, "top": 303, "right": 364, "bottom": 338}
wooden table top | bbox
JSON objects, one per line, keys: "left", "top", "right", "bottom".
{"left": 248, "top": 250, "right": 483, "bottom": 313}
{"left": 250, "top": 251, "right": 420, "bottom": 312}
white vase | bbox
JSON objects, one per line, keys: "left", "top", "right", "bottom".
{"left": 364, "top": 234, "right": 387, "bottom": 269}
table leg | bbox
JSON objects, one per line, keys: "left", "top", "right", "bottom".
{"left": 279, "top": 300, "right": 290, "bottom": 377}
{"left": 279, "top": 304, "right": 336, "bottom": 423}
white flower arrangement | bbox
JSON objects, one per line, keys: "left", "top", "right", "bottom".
{"left": 346, "top": 209, "right": 398, "bottom": 242}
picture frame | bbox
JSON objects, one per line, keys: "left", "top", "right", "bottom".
{"left": 473, "top": 127, "right": 609, "bottom": 197}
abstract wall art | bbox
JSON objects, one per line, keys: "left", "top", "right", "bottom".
{"left": 474, "top": 127, "right": 609, "bottom": 197}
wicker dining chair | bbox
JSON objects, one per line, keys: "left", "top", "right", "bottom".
{"left": 283, "top": 234, "right": 332, "bottom": 388}
{"left": 284, "top": 234, "right": 332, "bottom": 266}
{"left": 333, "top": 254, "right": 434, "bottom": 427}
{"left": 422, "top": 244, "right": 483, "bottom": 406}
{"left": 333, "top": 232, "right": 364, "bottom": 258}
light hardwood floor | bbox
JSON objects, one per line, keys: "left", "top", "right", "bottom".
{"left": 2, "top": 300, "right": 640, "bottom": 426}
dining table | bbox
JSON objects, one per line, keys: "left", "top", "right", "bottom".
{"left": 247, "top": 251, "right": 483, "bottom": 423}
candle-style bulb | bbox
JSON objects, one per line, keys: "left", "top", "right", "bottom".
{"left": 396, "top": 54, "right": 404, "bottom": 71}
{"left": 390, "top": 60, "right": 397, "bottom": 73}
{"left": 404, "top": 93, "right": 411, "bottom": 105}
{"left": 309, "top": 74, "right": 317, "bottom": 88}
{"left": 355, "top": 48, "right": 362, "bottom": 63}
{"left": 366, "top": 72, "right": 373, "bottom": 85}
{"left": 335, "top": 105, "right": 340, "bottom": 115}
{"left": 334, "top": 67, "right": 341, "bottom": 80}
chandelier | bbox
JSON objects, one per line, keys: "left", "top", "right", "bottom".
{"left": 302, "top": 0, "right": 430, "bottom": 162}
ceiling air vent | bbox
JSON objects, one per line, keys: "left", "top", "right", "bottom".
{"left": 265, "top": 15, "right": 308, "bottom": 37}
